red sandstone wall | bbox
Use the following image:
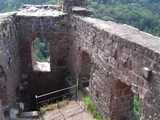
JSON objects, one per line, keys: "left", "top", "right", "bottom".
{"left": 16, "top": 13, "right": 71, "bottom": 98}
{"left": 16, "top": 15, "right": 69, "bottom": 76}
{"left": 69, "top": 15, "right": 160, "bottom": 120}
{"left": 0, "top": 13, "right": 20, "bottom": 116}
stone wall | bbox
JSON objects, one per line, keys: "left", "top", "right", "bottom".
{"left": 62, "top": 0, "right": 86, "bottom": 12}
{"left": 0, "top": 3, "right": 160, "bottom": 120}
{"left": 16, "top": 15, "right": 68, "bottom": 73}
{"left": 0, "top": 13, "right": 20, "bottom": 111}
{"left": 15, "top": 7, "right": 71, "bottom": 93}
{"left": 0, "top": 100, "right": 5, "bottom": 120}
{"left": 69, "top": 15, "right": 160, "bottom": 120}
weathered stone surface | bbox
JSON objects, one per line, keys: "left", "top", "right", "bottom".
{"left": 17, "top": 5, "right": 65, "bottom": 17}
{"left": 69, "top": 15, "right": 160, "bottom": 120}
{"left": 0, "top": 100, "right": 5, "bottom": 120}
{"left": 62, "top": 0, "right": 86, "bottom": 12}
{"left": 72, "top": 7, "right": 92, "bottom": 16}
{"left": 0, "top": 12, "right": 20, "bottom": 119}
{"left": 15, "top": 7, "right": 71, "bottom": 107}
{"left": 1, "top": 1, "right": 160, "bottom": 120}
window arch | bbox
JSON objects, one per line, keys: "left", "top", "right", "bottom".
{"left": 111, "top": 80, "right": 133, "bottom": 120}
{"left": 79, "top": 50, "right": 91, "bottom": 87}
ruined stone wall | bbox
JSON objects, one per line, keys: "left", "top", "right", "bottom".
{"left": 0, "top": 13, "right": 20, "bottom": 107}
{"left": 0, "top": 100, "right": 5, "bottom": 120}
{"left": 69, "top": 15, "right": 160, "bottom": 120}
{"left": 16, "top": 9, "right": 70, "bottom": 92}
{"left": 62, "top": 0, "right": 86, "bottom": 12}
{"left": 0, "top": 4, "right": 160, "bottom": 120}
{"left": 16, "top": 15, "right": 67, "bottom": 72}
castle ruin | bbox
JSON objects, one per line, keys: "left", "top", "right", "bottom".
{"left": 0, "top": 0, "right": 160, "bottom": 120}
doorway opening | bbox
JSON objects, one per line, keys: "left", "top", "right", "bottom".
{"left": 31, "top": 37, "right": 51, "bottom": 72}
{"left": 111, "top": 80, "right": 134, "bottom": 120}
{"left": 79, "top": 51, "right": 91, "bottom": 87}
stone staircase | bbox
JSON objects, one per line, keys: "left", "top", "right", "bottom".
{"left": 42, "top": 101, "right": 94, "bottom": 120}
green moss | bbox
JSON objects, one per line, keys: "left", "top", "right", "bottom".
{"left": 83, "top": 96, "right": 105, "bottom": 120}
{"left": 133, "top": 95, "right": 142, "bottom": 119}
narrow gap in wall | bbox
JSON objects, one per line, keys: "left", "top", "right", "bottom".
{"left": 32, "top": 37, "right": 51, "bottom": 72}
{"left": 79, "top": 51, "right": 91, "bottom": 88}
{"left": 111, "top": 80, "right": 134, "bottom": 120}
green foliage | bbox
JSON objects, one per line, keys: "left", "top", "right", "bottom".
{"left": 88, "top": 0, "right": 160, "bottom": 36}
{"left": 33, "top": 38, "right": 49, "bottom": 62}
{"left": 83, "top": 96, "right": 105, "bottom": 120}
{"left": 133, "top": 95, "right": 142, "bottom": 120}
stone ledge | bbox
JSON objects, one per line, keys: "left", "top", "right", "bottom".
{"left": 16, "top": 5, "right": 66, "bottom": 17}
{"left": 72, "top": 7, "right": 92, "bottom": 16}
{"left": 76, "top": 16, "right": 160, "bottom": 54}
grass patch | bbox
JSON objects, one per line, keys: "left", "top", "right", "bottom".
{"left": 83, "top": 96, "right": 105, "bottom": 120}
